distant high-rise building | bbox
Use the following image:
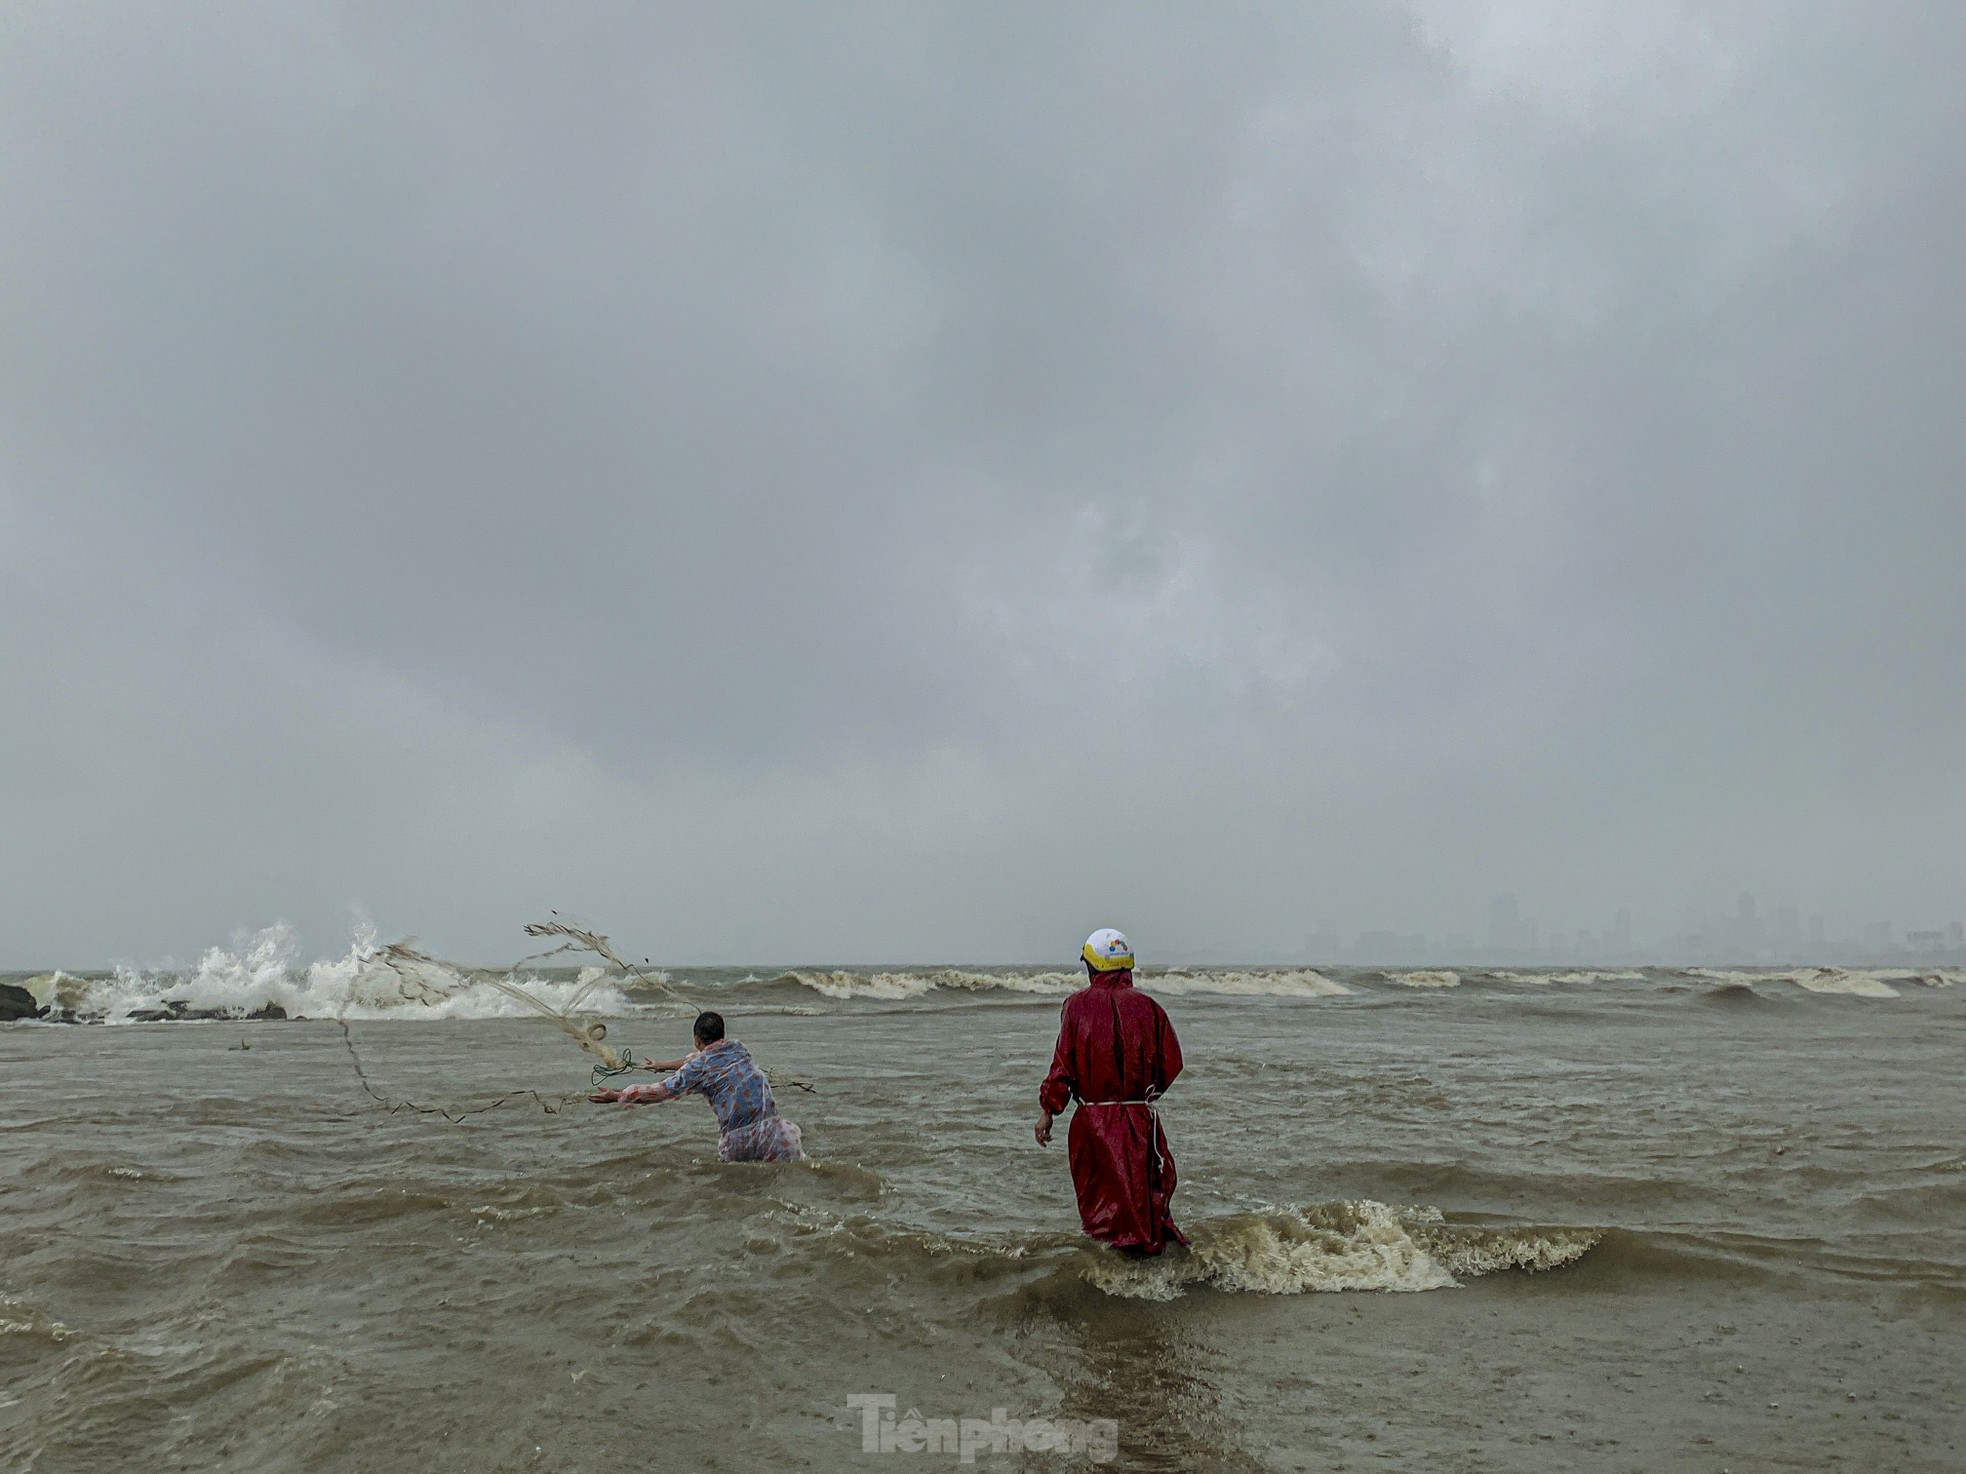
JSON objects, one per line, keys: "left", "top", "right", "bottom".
{"left": 1733, "top": 891, "right": 1766, "bottom": 953}
{"left": 1488, "top": 893, "right": 1519, "bottom": 949}
{"left": 1487, "top": 893, "right": 1537, "bottom": 952}
{"left": 1355, "top": 930, "right": 1427, "bottom": 961}
{"left": 1948, "top": 921, "right": 1964, "bottom": 949}
{"left": 1773, "top": 906, "right": 1801, "bottom": 952}
{"left": 1609, "top": 909, "right": 1633, "bottom": 954}
{"left": 1304, "top": 923, "right": 1341, "bottom": 960}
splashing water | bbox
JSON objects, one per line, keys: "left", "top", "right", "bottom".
{"left": 43, "top": 922, "right": 633, "bottom": 1023}
{"left": 364, "top": 921, "right": 816, "bottom": 1099}
{"left": 1081, "top": 1201, "right": 1601, "bottom": 1300}
{"left": 371, "top": 940, "right": 636, "bottom": 1073}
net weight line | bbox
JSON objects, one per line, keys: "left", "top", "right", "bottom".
{"left": 512, "top": 919, "right": 815, "bottom": 1091}
{"left": 335, "top": 916, "right": 816, "bottom": 1119}
{"left": 337, "top": 1018, "right": 588, "bottom": 1122}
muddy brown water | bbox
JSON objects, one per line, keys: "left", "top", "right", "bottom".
{"left": 3, "top": 965, "right": 1962, "bottom": 1471}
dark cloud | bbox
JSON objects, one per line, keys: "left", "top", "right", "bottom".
{"left": 4, "top": 2, "right": 1963, "bottom": 962}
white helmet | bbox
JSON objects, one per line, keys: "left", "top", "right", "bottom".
{"left": 1081, "top": 928, "right": 1134, "bottom": 972}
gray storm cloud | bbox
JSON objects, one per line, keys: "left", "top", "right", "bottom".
{"left": 3, "top": 1, "right": 1962, "bottom": 965}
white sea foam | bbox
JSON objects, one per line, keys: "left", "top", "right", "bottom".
{"left": 1785, "top": 968, "right": 1901, "bottom": 999}
{"left": 778, "top": 968, "right": 1351, "bottom": 1001}
{"left": 1387, "top": 970, "right": 1460, "bottom": 989}
{"left": 1683, "top": 966, "right": 1936, "bottom": 999}
{"left": 1493, "top": 969, "right": 1647, "bottom": 985}
{"left": 1419, "top": 1223, "right": 1607, "bottom": 1278}
{"left": 1143, "top": 969, "right": 1352, "bottom": 998}
{"left": 1082, "top": 1200, "right": 1597, "bottom": 1300}
{"left": 1860, "top": 968, "right": 1955, "bottom": 989}
{"left": 786, "top": 971, "right": 931, "bottom": 1001}
{"left": 782, "top": 970, "right": 1080, "bottom": 1001}
{"left": 0, "top": 1296, "right": 72, "bottom": 1343}
{"left": 64, "top": 924, "right": 630, "bottom": 1022}
{"left": 17, "top": 971, "right": 88, "bottom": 1011}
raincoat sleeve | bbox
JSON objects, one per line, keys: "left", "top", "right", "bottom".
{"left": 1038, "top": 1003, "right": 1078, "bottom": 1115}
{"left": 1151, "top": 1002, "right": 1183, "bottom": 1097}
{"left": 619, "top": 1053, "right": 702, "bottom": 1106}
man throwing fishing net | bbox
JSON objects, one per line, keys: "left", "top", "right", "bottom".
{"left": 591, "top": 1011, "right": 803, "bottom": 1162}
{"left": 1035, "top": 929, "right": 1186, "bottom": 1256}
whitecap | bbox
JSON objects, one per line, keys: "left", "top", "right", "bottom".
{"left": 59, "top": 923, "right": 631, "bottom": 1022}
{"left": 1386, "top": 971, "right": 1460, "bottom": 989}
{"left": 1141, "top": 969, "right": 1352, "bottom": 998}
{"left": 1493, "top": 969, "right": 1647, "bottom": 985}
{"left": 782, "top": 969, "right": 1079, "bottom": 1001}
{"left": 1783, "top": 968, "right": 1901, "bottom": 999}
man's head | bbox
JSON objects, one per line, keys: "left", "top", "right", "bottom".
{"left": 693, "top": 1011, "right": 726, "bottom": 1047}
{"left": 1081, "top": 928, "right": 1134, "bottom": 975}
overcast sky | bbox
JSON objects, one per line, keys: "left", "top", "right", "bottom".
{"left": 4, "top": 1, "right": 1963, "bottom": 966}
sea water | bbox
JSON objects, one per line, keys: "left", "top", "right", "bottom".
{"left": 3, "top": 938, "right": 1962, "bottom": 1470}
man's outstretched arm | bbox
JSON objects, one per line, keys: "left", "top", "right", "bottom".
{"left": 591, "top": 1080, "right": 678, "bottom": 1105}
{"left": 642, "top": 1052, "right": 698, "bottom": 1072}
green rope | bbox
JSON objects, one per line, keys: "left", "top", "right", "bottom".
{"left": 589, "top": 1052, "right": 647, "bottom": 1086}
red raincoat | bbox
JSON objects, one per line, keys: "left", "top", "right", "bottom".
{"left": 1039, "top": 969, "right": 1187, "bottom": 1254}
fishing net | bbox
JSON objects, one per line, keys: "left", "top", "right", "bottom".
{"left": 338, "top": 918, "right": 813, "bottom": 1120}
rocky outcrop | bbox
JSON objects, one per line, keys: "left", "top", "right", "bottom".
{"left": 125, "top": 1000, "right": 290, "bottom": 1022}
{"left": 0, "top": 983, "right": 45, "bottom": 1022}
{"left": 3, "top": 982, "right": 292, "bottom": 1023}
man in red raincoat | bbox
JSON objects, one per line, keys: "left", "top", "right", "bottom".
{"left": 1035, "top": 928, "right": 1187, "bottom": 1255}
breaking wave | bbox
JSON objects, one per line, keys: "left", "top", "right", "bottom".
{"left": 1142, "top": 969, "right": 1352, "bottom": 998}
{"left": 1489, "top": 969, "right": 1648, "bottom": 984}
{"left": 770, "top": 969, "right": 1080, "bottom": 1001}
{"left": 1684, "top": 967, "right": 1957, "bottom": 1000}
{"left": 758, "top": 968, "right": 1353, "bottom": 1001}
{"left": 35, "top": 923, "right": 631, "bottom": 1023}
{"left": 795, "top": 1201, "right": 1598, "bottom": 1304}
{"left": 21, "top": 934, "right": 1957, "bottom": 1023}
{"left": 1788, "top": 968, "right": 1904, "bottom": 998}
{"left": 1082, "top": 1200, "right": 1599, "bottom": 1300}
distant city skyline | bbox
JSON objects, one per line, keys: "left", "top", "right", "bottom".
{"left": 1273, "top": 891, "right": 1966, "bottom": 967}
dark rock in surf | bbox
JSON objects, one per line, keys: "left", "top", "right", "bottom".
{"left": 128, "top": 1000, "right": 195, "bottom": 1021}
{"left": 128, "top": 1000, "right": 291, "bottom": 1022}
{"left": 0, "top": 983, "right": 45, "bottom": 1021}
